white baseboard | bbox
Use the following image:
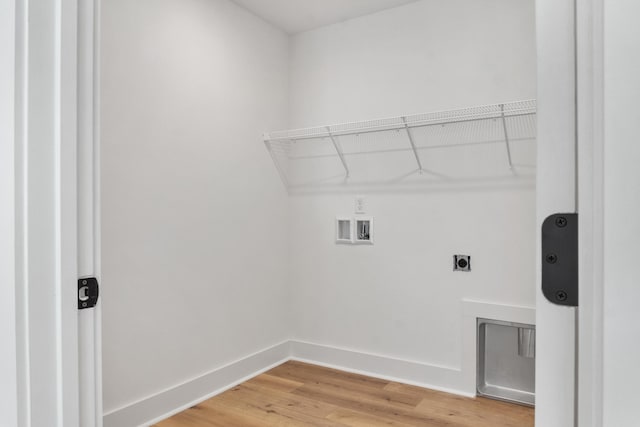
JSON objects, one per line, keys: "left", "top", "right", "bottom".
{"left": 289, "top": 340, "right": 473, "bottom": 397}
{"left": 103, "top": 302, "right": 535, "bottom": 427}
{"left": 103, "top": 341, "right": 291, "bottom": 427}
{"left": 103, "top": 339, "right": 472, "bottom": 427}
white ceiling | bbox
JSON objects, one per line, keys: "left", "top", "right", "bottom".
{"left": 232, "top": 0, "right": 421, "bottom": 34}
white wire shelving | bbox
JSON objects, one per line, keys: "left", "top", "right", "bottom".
{"left": 264, "top": 99, "right": 537, "bottom": 190}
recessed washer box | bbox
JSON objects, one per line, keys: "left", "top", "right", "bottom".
{"left": 354, "top": 217, "right": 374, "bottom": 244}
{"left": 336, "top": 217, "right": 353, "bottom": 244}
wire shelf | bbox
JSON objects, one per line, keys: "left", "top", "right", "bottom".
{"left": 264, "top": 100, "right": 537, "bottom": 190}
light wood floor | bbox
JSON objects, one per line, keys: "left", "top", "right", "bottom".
{"left": 154, "top": 361, "right": 534, "bottom": 427}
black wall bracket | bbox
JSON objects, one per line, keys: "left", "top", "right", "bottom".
{"left": 78, "top": 277, "right": 99, "bottom": 309}
{"left": 542, "top": 213, "right": 578, "bottom": 307}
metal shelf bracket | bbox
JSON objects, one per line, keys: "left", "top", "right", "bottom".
{"left": 402, "top": 116, "right": 424, "bottom": 173}
{"left": 326, "top": 126, "right": 350, "bottom": 178}
{"left": 500, "top": 104, "right": 514, "bottom": 170}
{"left": 264, "top": 139, "right": 289, "bottom": 188}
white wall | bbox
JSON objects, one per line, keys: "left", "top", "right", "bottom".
{"left": 0, "top": 0, "right": 18, "bottom": 425}
{"left": 289, "top": 0, "right": 536, "bottom": 126}
{"left": 101, "top": 0, "right": 290, "bottom": 415}
{"left": 101, "top": 0, "right": 538, "bottom": 417}
{"left": 602, "top": 0, "right": 640, "bottom": 423}
{"left": 288, "top": 0, "right": 536, "bottom": 387}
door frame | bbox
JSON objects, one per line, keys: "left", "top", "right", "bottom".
{"left": 1, "top": 0, "right": 19, "bottom": 424}
{"left": 535, "top": 0, "right": 578, "bottom": 425}
{"left": 6, "top": 0, "right": 605, "bottom": 425}
{"left": 536, "top": 0, "right": 605, "bottom": 425}
{"left": 77, "top": 0, "right": 103, "bottom": 425}
{"left": 576, "top": 0, "right": 605, "bottom": 425}
{"left": 536, "top": 0, "right": 606, "bottom": 425}
{"left": 5, "top": 0, "right": 101, "bottom": 426}
{"left": 15, "top": 0, "right": 81, "bottom": 424}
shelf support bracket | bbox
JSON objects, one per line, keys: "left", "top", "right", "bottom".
{"left": 326, "top": 127, "right": 350, "bottom": 178}
{"left": 264, "top": 139, "right": 290, "bottom": 189}
{"left": 500, "top": 104, "right": 514, "bottom": 170}
{"left": 402, "top": 117, "right": 424, "bottom": 173}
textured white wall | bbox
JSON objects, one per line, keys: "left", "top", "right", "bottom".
{"left": 288, "top": 0, "right": 537, "bottom": 369}
{"left": 101, "top": 0, "right": 290, "bottom": 413}
{"left": 603, "top": 0, "right": 640, "bottom": 423}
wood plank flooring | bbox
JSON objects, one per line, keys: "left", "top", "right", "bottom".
{"left": 154, "top": 361, "right": 534, "bottom": 427}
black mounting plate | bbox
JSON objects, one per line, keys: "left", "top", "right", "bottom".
{"left": 78, "top": 277, "right": 99, "bottom": 309}
{"left": 541, "top": 213, "right": 578, "bottom": 307}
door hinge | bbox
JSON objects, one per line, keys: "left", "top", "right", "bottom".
{"left": 78, "top": 277, "right": 99, "bottom": 309}
{"left": 541, "top": 213, "right": 578, "bottom": 307}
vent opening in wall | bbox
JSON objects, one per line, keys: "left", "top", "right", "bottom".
{"left": 477, "top": 318, "right": 535, "bottom": 406}
{"left": 336, "top": 217, "right": 353, "bottom": 243}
